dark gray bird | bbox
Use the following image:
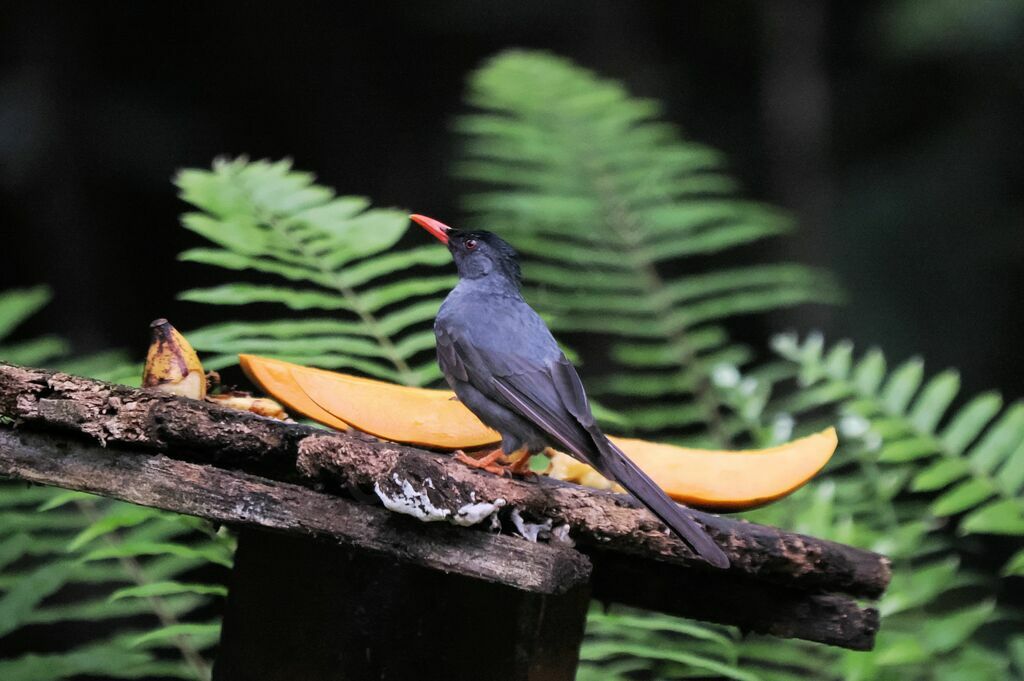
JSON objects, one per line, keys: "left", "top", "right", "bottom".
{"left": 411, "top": 214, "right": 730, "bottom": 569}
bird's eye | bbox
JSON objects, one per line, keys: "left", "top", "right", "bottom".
{"left": 465, "top": 239, "right": 478, "bottom": 250}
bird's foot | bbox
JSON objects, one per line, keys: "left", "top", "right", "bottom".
{"left": 506, "top": 451, "right": 535, "bottom": 477}
{"left": 453, "top": 448, "right": 511, "bottom": 476}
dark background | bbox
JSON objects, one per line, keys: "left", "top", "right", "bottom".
{"left": 1, "top": 1, "right": 1022, "bottom": 397}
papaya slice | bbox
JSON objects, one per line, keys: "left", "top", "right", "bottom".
{"left": 291, "top": 366, "right": 501, "bottom": 449}
{"left": 238, "top": 354, "right": 836, "bottom": 510}
{"left": 239, "top": 354, "right": 351, "bottom": 432}
{"left": 551, "top": 430, "right": 837, "bottom": 511}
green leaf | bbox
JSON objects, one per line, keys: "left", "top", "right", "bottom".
{"left": 879, "top": 557, "right": 960, "bottom": 617}
{"left": 930, "top": 478, "right": 995, "bottom": 516}
{"left": 961, "top": 499, "right": 1024, "bottom": 535}
{"left": 877, "top": 435, "right": 939, "bottom": 463}
{"left": 912, "top": 458, "right": 970, "bottom": 492}
{"left": 966, "top": 402, "right": 1024, "bottom": 474}
{"left": 67, "top": 505, "right": 163, "bottom": 550}
{"left": 27, "top": 594, "right": 202, "bottom": 626}
{"left": 0, "top": 533, "right": 32, "bottom": 572}
{"left": 109, "top": 581, "right": 228, "bottom": 602}
{"left": 920, "top": 600, "right": 997, "bottom": 653}
{"left": 852, "top": 349, "right": 887, "bottom": 395}
{"left": 580, "top": 641, "right": 759, "bottom": 681}
{"left": 941, "top": 392, "right": 1003, "bottom": 455}
{"left": 128, "top": 621, "right": 222, "bottom": 648}
{"left": 909, "top": 369, "right": 960, "bottom": 432}
{"left": 0, "top": 336, "right": 69, "bottom": 365}
{"left": 881, "top": 357, "right": 924, "bottom": 414}
{"left": 81, "top": 541, "right": 233, "bottom": 568}
{"left": 179, "top": 284, "right": 349, "bottom": 310}
{"left": 0, "top": 286, "right": 52, "bottom": 340}
{"left": 0, "top": 642, "right": 159, "bottom": 681}
{"left": 35, "top": 490, "right": 96, "bottom": 511}
{"left": 1002, "top": 548, "right": 1024, "bottom": 576}
{"left": 0, "top": 561, "right": 76, "bottom": 637}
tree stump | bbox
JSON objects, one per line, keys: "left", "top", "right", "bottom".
{"left": 215, "top": 529, "right": 591, "bottom": 681}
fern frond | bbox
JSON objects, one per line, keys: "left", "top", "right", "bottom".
{"left": 581, "top": 606, "right": 759, "bottom": 681}
{"left": 770, "top": 333, "right": 1024, "bottom": 548}
{"left": 0, "top": 486, "right": 224, "bottom": 680}
{"left": 457, "top": 51, "right": 839, "bottom": 441}
{"left": 704, "top": 332, "right": 1024, "bottom": 680}
{"left": 0, "top": 287, "right": 69, "bottom": 366}
{"left": 177, "top": 157, "right": 451, "bottom": 387}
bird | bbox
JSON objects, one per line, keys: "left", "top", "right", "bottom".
{"left": 410, "top": 214, "right": 730, "bottom": 569}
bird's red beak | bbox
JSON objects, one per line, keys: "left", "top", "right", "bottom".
{"left": 410, "top": 214, "right": 451, "bottom": 245}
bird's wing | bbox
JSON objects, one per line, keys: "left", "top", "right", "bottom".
{"left": 436, "top": 319, "right": 601, "bottom": 465}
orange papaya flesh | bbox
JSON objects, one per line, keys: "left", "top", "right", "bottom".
{"left": 291, "top": 366, "right": 501, "bottom": 449}
{"left": 238, "top": 354, "right": 836, "bottom": 510}
{"left": 549, "top": 429, "right": 837, "bottom": 511}
{"left": 238, "top": 354, "right": 351, "bottom": 432}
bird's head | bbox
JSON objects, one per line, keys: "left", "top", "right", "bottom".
{"left": 410, "top": 214, "right": 522, "bottom": 285}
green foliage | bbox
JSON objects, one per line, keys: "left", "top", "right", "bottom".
{"left": 0, "top": 289, "right": 227, "bottom": 680}
{"left": 703, "top": 332, "right": 1023, "bottom": 680}
{"left": 177, "top": 157, "right": 453, "bottom": 387}
{"left": 769, "top": 333, "right": 1024, "bottom": 553}
{"left": 456, "top": 50, "right": 840, "bottom": 443}
{"left": 0, "top": 286, "right": 69, "bottom": 367}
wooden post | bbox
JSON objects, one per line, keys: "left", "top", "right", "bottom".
{"left": 215, "top": 529, "right": 591, "bottom": 681}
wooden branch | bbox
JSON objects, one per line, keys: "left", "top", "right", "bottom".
{"left": 589, "top": 551, "right": 879, "bottom": 650}
{"left": 0, "top": 427, "right": 588, "bottom": 594}
{"left": 0, "top": 426, "right": 877, "bottom": 649}
{"left": 297, "top": 435, "right": 889, "bottom": 599}
{"left": 0, "top": 362, "right": 890, "bottom": 649}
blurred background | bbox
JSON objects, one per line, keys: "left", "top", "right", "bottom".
{"left": 1, "top": 0, "right": 1022, "bottom": 393}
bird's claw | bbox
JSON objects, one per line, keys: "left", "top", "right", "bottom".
{"left": 453, "top": 449, "right": 512, "bottom": 476}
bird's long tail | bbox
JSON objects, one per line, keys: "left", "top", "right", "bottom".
{"left": 593, "top": 435, "right": 730, "bottom": 569}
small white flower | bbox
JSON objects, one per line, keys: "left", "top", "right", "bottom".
{"left": 738, "top": 376, "right": 759, "bottom": 396}
{"left": 771, "top": 332, "right": 799, "bottom": 355}
{"left": 771, "top": 413, "right": 795, "bottom": 443}
{"left": 711, "top": 364, "right": 741, "bottom": 388}
{"left": 839, "top": 414, "right": 870, "bottom": 438}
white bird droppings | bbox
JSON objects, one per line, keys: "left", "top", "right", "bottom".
{"left": 510, "top": 507, "right": 552, "bottom": 543}
{"left": 374, "top": 475, "right": 451, "bottom": 522}
{"left": 374, "top": 474, "right": 504, "bottom": 527}
{"left": 453, "top": 498, "right": 506, "bottom": 526}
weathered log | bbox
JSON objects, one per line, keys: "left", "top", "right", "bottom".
{"left": 0, "top": 426, "right": 879, "bottom": 649}
{"left": 298, "top": 434, "right": 889, "bottom": 600}
{"left": 0, "top": 362, "right": 891, "bottom": 600}
{"left": 0, "top": 425, "right": 879, "bottom": 648}
{"left": 589, "top": 550, "right": 880, "bottom": 651}
{"left": 0, "top": 427, "right": 587, "bottom": 594}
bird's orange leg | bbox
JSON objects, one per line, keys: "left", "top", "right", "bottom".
{"left": 453, "top": 448, "right": 510, "bottom": 476}
{"left": 507, "top": 451, "right": 534, "bottom": 476}
{"left": 453, "top": 447, "right": 535, "bottom": 477}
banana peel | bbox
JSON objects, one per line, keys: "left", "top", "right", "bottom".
{"left": 239, "top": 353, "right": 837, "bottom": 511}
{"left": 143, "top": 319, "right": 207, "bottom": 399}
{"left": 144, "top": 320, "right": 289, "bottom": 420}
{"left": 207, "top": 392, "right": 289, "bottom": 420}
